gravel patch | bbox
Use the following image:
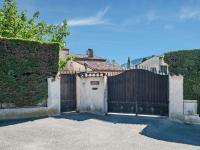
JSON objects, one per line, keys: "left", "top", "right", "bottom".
{"left": 0, "top": 113, "right": 199, "bottom": 150}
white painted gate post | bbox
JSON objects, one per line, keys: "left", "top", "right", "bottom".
{"left": 48, "top": 77, "right": 61, "bottom": 114}
{"left": 169, "top": 75, "right": 184, "bottom": 121}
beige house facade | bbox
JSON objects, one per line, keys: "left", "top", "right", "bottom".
{"left": 123, "top": 55, "right": 169, "bottom": 74}
{"left": 137, "top": 56, "right": 169, "bottom": 74}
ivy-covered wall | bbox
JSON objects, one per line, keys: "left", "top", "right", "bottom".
{"left": 0, "top": 37, "right": 59, "bottom": 107}
{"left": 164, "top": 49, "right": 200, "bottom": 114}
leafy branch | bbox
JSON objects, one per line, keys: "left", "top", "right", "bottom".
{"left": 59, "top": 55, "right": 75, "bottom": 71}
{"left": 0, "top": 0, "right": 70, "bottom": 48}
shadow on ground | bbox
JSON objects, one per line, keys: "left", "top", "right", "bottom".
{"left": 0, "top": 116, "right": 46, "bottom": 127}
{"left": 0, "top": 112, "right": 200, "bottom": 146}
{"left": 56, "top": 112, "right": 200, "bottom": 146}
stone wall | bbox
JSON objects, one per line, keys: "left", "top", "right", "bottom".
{"left": 183, "top": 100, "right": 200, "bottom": 124}
{"left": 184, "top": 100, "right": 198, "bottom": 115}
{"left": 0, "top": 77, "right": 61, "bottom": 120}
{"left": 0, "top": 107, "right": 57, "bottom": 120}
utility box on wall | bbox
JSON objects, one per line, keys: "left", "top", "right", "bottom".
{"left": 76, "top": 73, "right": 107, "bottom": 114}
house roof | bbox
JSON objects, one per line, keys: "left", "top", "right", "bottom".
{"left": 121, "top": 55, "right": 162, "bottom": 67}
{"left": 76, "top": 60, "right": 123, "bottom": 71}
{"left": 62, "top": 49, "right": 123, "bottom": 72}
{"left": 74, "top": 54, "right": 106, "bottom": 61}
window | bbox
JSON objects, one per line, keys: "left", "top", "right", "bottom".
{"left": 150, "top": 67, "right": 157, "bottom": 73}
{"left": 160, "top": 65, "right": 167, "bottom": 74}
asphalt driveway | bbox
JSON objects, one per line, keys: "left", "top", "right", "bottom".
{"left": 0, "top": 113, "right": 199, "bottom": 150}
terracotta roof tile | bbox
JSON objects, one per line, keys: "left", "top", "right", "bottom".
{"left": 73, "top": 54, "right": 106, "bottom": 60}
{"left": 76, "top": 60, "right": 123, "bottom": 71}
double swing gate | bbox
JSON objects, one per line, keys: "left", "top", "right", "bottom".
{"left": 107, "top": 69, "right": 169, "bottom": 116}
{"left": 60, "top": 69, "right": 169, "bottom": 116}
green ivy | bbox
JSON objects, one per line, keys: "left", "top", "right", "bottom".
{"left": 0, "top": 37, "right": 59, "bottom": 107}
{"left": 164, "top": 49, "right": 200, "bottom": 114}
{"left": 58, "top": 54, "right": 75, "bottom": 71}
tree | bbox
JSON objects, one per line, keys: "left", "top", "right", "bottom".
{"left": 0, "top": 0, "right": 70, "bottom": 48}
{"left": 0, "top": 0, "right": 19, "bottom": 37}
{"left": 127, "top": 57, "right": 131, "bottom": 69}
{"left": 111, "top": 59, "right": 118, "bottom": 66}
{"left": 48, "top": 19, "right": 70, "bottom": 48}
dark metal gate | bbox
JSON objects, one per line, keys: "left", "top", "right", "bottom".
{"left": 108, "top": 69, "right": 169, "bottom": 116}
{"left": 60, "top": 74, "right": 76, "bottom": 112}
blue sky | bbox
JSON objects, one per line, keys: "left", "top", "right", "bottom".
{"left": 1, "top": 0, "right": 200, "bottom": 64}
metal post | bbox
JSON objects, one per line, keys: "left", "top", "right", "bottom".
{"left": 135, "top": 101, "right": 138, "bottom": 116}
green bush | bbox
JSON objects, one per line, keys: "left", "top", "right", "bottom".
{"left": 0, "top": 37, "right": 59, "bottom": 107}
{"left": 164, "top": 49, "right": 200, "bottom": 114}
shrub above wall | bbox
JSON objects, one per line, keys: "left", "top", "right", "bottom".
{"left": 0, "top": 37, "right": 59, "bottom": 107}
{"left": 164, "top": 49, "right": 200, "bottom": 114}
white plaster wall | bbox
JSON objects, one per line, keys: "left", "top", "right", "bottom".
{"left": 77, "top": 76, "right": 107, "bottom": 114}
{"left": 169, "top": 75, "right": 184, "bottom": 121}
{"left": 138, "top": 56, "right": 168, "bottom": 73}
{"left": 139, "top": 56, "right": 160, "bottom": 71}
{"left": 184, "top": 100, "right": 198, "bottom": 115}
{"left": 48, "top": 77, "right": 61, "bottom": 113}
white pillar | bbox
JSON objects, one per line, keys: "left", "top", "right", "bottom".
{"left": 48, "top": 77, "right": 61, "bottom": 113}
{"left": 76, "top": 76, "right": 81, "bottom": 112}
{"left": 104, "top": 76, "right": 108, "bottom": 114}
{"left": 169, "top": 75, "right": 184, "bottom": 121}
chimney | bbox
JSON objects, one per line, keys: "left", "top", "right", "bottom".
{"left": 62, "top": 48, "right": 69, "bottom": 55}
{"left": 87, "top": 48, "right": 93, "bottom": 57}
{"left": 59, "top": 48, "right": 69, "bottom": 59}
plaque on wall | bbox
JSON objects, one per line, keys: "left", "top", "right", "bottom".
{"left": 90, "top": 81, "right": 100, "bottom": 85}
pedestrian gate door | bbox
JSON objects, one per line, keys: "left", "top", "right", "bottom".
{"left": 60, "top": 74, "right": 76, "bottom": 112}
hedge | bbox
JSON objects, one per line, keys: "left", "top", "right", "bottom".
{"left": 0, "top": 37, "right": 59, "bottom": 107}
{"left": 164, "top": 49, "right": 200, "bottom": 114}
